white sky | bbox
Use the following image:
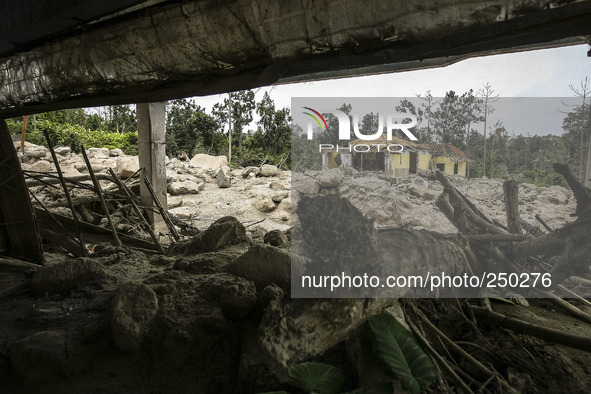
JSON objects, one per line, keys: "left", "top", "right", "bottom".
{"left": 192, "top": 44, "right": 591, "bottom": 136}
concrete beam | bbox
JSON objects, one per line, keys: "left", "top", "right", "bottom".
{"left": 0, "top": 1, "right": 590, "bottom": 116}
{"left": 137, "top": 102, "right": 166, "bottom": 232}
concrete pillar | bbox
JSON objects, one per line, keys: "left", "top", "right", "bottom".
{"left": 137, "top": 102, "right": 167, "bottom": 232}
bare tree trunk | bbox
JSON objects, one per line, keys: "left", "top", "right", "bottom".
{"left": 503, "top": 180, "right": 522, "bottom": 235}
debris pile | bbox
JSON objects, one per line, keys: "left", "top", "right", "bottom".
{"left": 2, "top": 139, "right": 591, "bottom": 393}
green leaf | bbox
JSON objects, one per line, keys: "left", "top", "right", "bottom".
{"left": 369, "top": 312, "right": 437, "bottom": 394}
{"left": 288, "top": 362, "right": 345, "bottom": 394}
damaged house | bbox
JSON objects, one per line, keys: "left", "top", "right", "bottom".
{"left": 322, "top": 136, "right": 469, "bottom": 177}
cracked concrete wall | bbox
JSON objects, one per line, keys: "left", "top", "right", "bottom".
{"left": 0, "top": 0, "right": 588, "bottom": 113}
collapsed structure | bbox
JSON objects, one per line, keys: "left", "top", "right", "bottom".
{"left": 0, "top": 1, "right": 591, "bottom": 393}
{"left": 322, "top": 136, "right": 469, "bottom": 177}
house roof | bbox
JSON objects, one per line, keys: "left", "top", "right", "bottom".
{"left": 347, "top": 138, "right": 469, "bottom": 162}
{"left": 349, "top": 136, "right": 428, "bottom": 152}
{"left": 432, "top": 143, "right": 469, "bottom": 162}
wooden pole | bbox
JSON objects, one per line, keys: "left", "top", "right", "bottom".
{"left": 503, "top": 180, "right": 522, "bottom": 235}
{"left": 20, "top": 115, "right": 27, "bottom": 153}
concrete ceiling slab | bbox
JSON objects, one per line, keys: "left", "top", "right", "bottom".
{"left": 0, "top": 0, "right": 589, "bottom": 116}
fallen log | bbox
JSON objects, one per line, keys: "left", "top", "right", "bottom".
{"left": 435, "top": 171, "right": 505, "bottom": 235}
{"left": 552, "top": 163, "right": 590, "bottom": 217}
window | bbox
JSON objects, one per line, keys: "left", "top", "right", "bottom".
{"left": 436, "top": 163, "right": 445, "bottom": 172}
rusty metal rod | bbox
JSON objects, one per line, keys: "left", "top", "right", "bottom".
{"left": 107, "top": 168, "right": 164, "bottom": 253}
{"left": 143, "top": 175, "right": 179, "bottom": 241}
{"left": 42, "top": 130, "right": 87, "bottom": 257}
{"left": 81, "top": 147, "right": 122, "bottom": 247}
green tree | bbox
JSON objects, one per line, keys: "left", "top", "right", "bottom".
{"left": 249, "top": 92, "right": 292, "bottom": 166}
{"left": 395, "top": 99, "right": 426, "bottom": 142}
{"left": 487, "top": 121, "right": 508, "bottom": 178}
{"left": 431, "top": 90, "right": 482, "bottom": 150}
{"left": 104, "top": 105, "right": 137, "bottom": 133}
{"left": 166, "top": 99, "right": 220, "bottom": 157}
{"left": 477, "top": 82, "right": 499, "bottom": 178}
{"left": 319, "top": 103, "right": 352, "bottom": 145}
{"left": 212, "top": 90, "right": 256, "bottom": 158}
{"left": 418, "top": 90, "right": 437, "bottom": 142}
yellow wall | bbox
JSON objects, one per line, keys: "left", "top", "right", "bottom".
{"left": 327, "top": 152, "right": 339, "bottom": 168}
{"left": 417, "top": 153, "right": 431, "bottom": 171}
{"left": 389, "top": 153, "right": 410, "bottom": 177}
{"left": 431, "top": 156, "right": 466, "bottom": 176}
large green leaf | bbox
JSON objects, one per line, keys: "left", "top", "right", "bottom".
{"left": 288, "top": 362, "right": 345, "bottom": 394}
{"left": 369, "top": 312, "right": 437, "bottom": 394}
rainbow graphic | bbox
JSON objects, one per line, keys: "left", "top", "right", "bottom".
{"left": 302, "top": 107, "right": 328, "bottom": 131}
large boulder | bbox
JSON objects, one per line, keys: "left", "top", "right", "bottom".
{"left": 109, "top": 148, "right": 124, "bottom": 157}
{"left": 295, "top": 178, "right": 320, "bottom": 195}
{"left": 23, "top": 145, "right": 48, "bottom": 159}
{"left": 241, "top": 166, "right": 260, "bottom": 178}
{"left": 269, "top": 180, "right": 284, "bottom": 191}
{"left": 30, "top": 160, "right": 54, "bottom": 173}
{"left": 168, "top": 195, "right": 183, "bottom": 208}
{"left": 87, "top": 147, "right": 110, "bottom": 159}
{"left": 168, "top": 180, "right": 203, "bottom": 195}
{"left": 216, "top": 165, "right": 232, "bottom": 188}
{"left": 263, "top": 230, "right": 289, "bottom": 248}
{"left": 260, "top": 164, "right": 280, "bottom": 177}
{"left": 271, "top": 190, "right": 289, "bottom": 203}
{"left": 111, "top": 281, "right": 159, "bottom": 352}
{"left": 116, "top": 156, "right": 140, "bottom": 178}
{"left": 54, "top": 146, "right": 71, "bottom": 156}
{"left": 226, "top": 244, "right": 291, "bottom": 290}
{"left": 31, "top": 258, "right": 108, "bottom": 295}
{"left": 406, "top": 184, "right": 427, "bottom": 199}
{"left": 190, "top": 153, "right": 228, "bottom": 171}
{"left": 252, "top": 194, "right": 276, "bottom": 213}
{"left": 540, "top": 188, "right": 569, "bottom": 204}
{"left": 317, "top": 168, "right": 343, "bottom": 188}
{"left": 167, "top": 216, "right": 248, "bottom": 255}
{"left": 549, "top": 185, "right": 572, "bottom": 199}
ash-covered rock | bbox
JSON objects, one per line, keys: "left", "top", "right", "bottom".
{"left": 110, "top": 281, "right": 158, "bottom": 351}
{"left": 167, "top": 216, "right": 248, "bottom": 255}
